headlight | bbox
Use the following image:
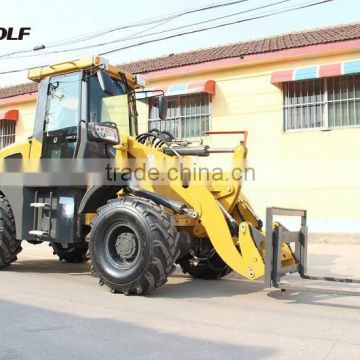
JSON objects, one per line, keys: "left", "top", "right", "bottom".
{"left": 88, "top": 122, "right": 120, "bottom": 145}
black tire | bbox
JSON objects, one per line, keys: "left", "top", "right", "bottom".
{"left": 89, "top": 196, "right": 179, "bottom": 295}
{"left": 51, "top": 242, "right": 89, "bottom": 263}
{"left": 0, "top": 195, "right": 22, "bottom": 269}
{"left": 178, "top": 241, "right": 232, "bottom": 279}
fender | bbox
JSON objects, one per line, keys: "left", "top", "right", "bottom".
{"left": 78, "top": 185, "right": 123, "bottom": 214}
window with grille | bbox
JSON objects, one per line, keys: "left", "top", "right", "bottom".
{"left": 283, "top": 75, "right": 360, "bottom": 131}
{"left": 148, "top": 93, "right": 211, "bottom": 139}
{"left": 0, "top": 120, "right": 16, "bottom": 149}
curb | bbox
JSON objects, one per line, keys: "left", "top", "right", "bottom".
{"left": 309, "top": 233, "right": 360, "bottom": 245}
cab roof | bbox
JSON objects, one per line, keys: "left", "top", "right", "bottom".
{"left": 28, "top": 55, "right": 146, "bottom": 89}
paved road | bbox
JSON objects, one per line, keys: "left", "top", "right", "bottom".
{"left": 1, "top": 242, "right": 360, "bottom": 360}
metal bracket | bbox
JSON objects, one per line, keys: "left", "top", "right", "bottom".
{"left": 265, "top": 207, "right": 360, "bottom": 295}
{"left": 264, "top": 207, "right": 307, "bottom": 288}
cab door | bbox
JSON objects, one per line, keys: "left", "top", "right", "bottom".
{"left": 29, "top": 71, "right": 82, "bottom": 159}
{"left": 26, "top": 71, "right": 86, "bottom": 244}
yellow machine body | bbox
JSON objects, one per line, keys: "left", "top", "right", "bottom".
{"left": 0, "top": 55, "right": 296, "bottom": 283}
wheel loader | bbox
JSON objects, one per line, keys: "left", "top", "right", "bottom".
{"left": 0, "top": 56, "right": 358, "bottom": 295}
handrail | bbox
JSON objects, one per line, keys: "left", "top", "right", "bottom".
{"left": 204, "top": 130, "right": 248, "bottom": 145}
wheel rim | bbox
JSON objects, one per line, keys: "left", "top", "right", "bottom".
{"left": 105, "top": 223, "right": 140, "bottom": 269}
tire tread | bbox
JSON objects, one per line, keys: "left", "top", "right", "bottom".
{"left": 90, "top": 196, "right": 180, "bottom": 295}
{"left": 0, "top": 195, "right": 22, "bottom": 268}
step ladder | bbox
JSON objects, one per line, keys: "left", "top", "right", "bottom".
{"left": 28, "top": 191, "right": 53, "bottom": 239}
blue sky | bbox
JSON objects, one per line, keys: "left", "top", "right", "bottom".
{"left": 0, "top": 0, "right": 358, "bottom": 85}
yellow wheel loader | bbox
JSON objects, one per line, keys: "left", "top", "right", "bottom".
{"left": 0, "top": 56, "right": 358, "bottom": 295}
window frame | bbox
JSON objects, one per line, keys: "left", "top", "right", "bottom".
{"left": 0, "top": 119, "right": 16, "bottom": 150}
{"left": 283, "top": 75, "right": 360, "bottom": 133}
{"left": 148, "top": 92, "right": 212, "bottom": 139}
{"left": 44, "top": 70, "right": 83, "bottom": 133}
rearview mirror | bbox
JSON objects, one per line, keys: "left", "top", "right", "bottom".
{"left": 158, "top": 96, "right": 167, "bottom": 121}
{"left": 97, "top": 69, "right": 116, "bottom": 96}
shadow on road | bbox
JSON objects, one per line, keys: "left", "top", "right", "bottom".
{"left": 0, "top": 299, "right": 277, "bottom": 360}
{"left": 264, "top": 248, "right": 360, "bottom": 310}
{"left": 6, "top": 258, "right": 265, "bottom": 298}
{"left": 151, "top": 273, "right": 265, "bottom": 299}
{"left": 4, "top": 259, "right": 91, "bottom": 275}
{"left": 267, "top": 287, "right": 360, "bottom": 311}
{"left": 6, "top": 256, "right": 360, "bottom": 306}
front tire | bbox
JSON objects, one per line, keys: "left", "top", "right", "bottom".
{"left": 0, "top": 195, "right": 22, "bottom": 268}
{"left": 89, "top": 196, "right": 179, "bottom": 295}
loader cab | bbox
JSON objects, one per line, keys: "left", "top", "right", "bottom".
{"left": 29, "top": 57, "right": 137, "bottom": 160}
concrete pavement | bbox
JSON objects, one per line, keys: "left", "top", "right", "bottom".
{"left": 0, "top": 241, "right": 359, "bottom": 360}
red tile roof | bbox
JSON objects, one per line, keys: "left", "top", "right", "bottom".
{"left": 0, "top": 82, "right": 38, "bottom": 100}
{"left": 120, "top": 23, "right": 360, "bottom": 74}
{"left": 1, "top": 23, "right": 360, "bottom": 100}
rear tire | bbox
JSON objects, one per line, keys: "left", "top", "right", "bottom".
{"left": 178, "top": 240, "right": 232, "bottom": 279}
{"left": 0, "top": 195, "right": 22, "bottom": 268}
{"left": 89, "top": 196, "right": 179, "bottom": 295}
{"left": 51, "top": 242, "right": 89, "bottom": 263}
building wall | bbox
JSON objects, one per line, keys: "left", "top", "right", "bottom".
{"left": 141, "top": 50, "right": 360, "bottom": 233}
{"left": 0, "top": 98, "right": 36, "bottom": 144}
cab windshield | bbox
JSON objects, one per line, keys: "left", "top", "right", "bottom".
{"left": 89, "top": 74, "right": 130, "bottom": 134}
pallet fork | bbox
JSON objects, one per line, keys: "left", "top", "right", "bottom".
{"left": 265, "top": 207, "right": 360, "bottom": 296}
